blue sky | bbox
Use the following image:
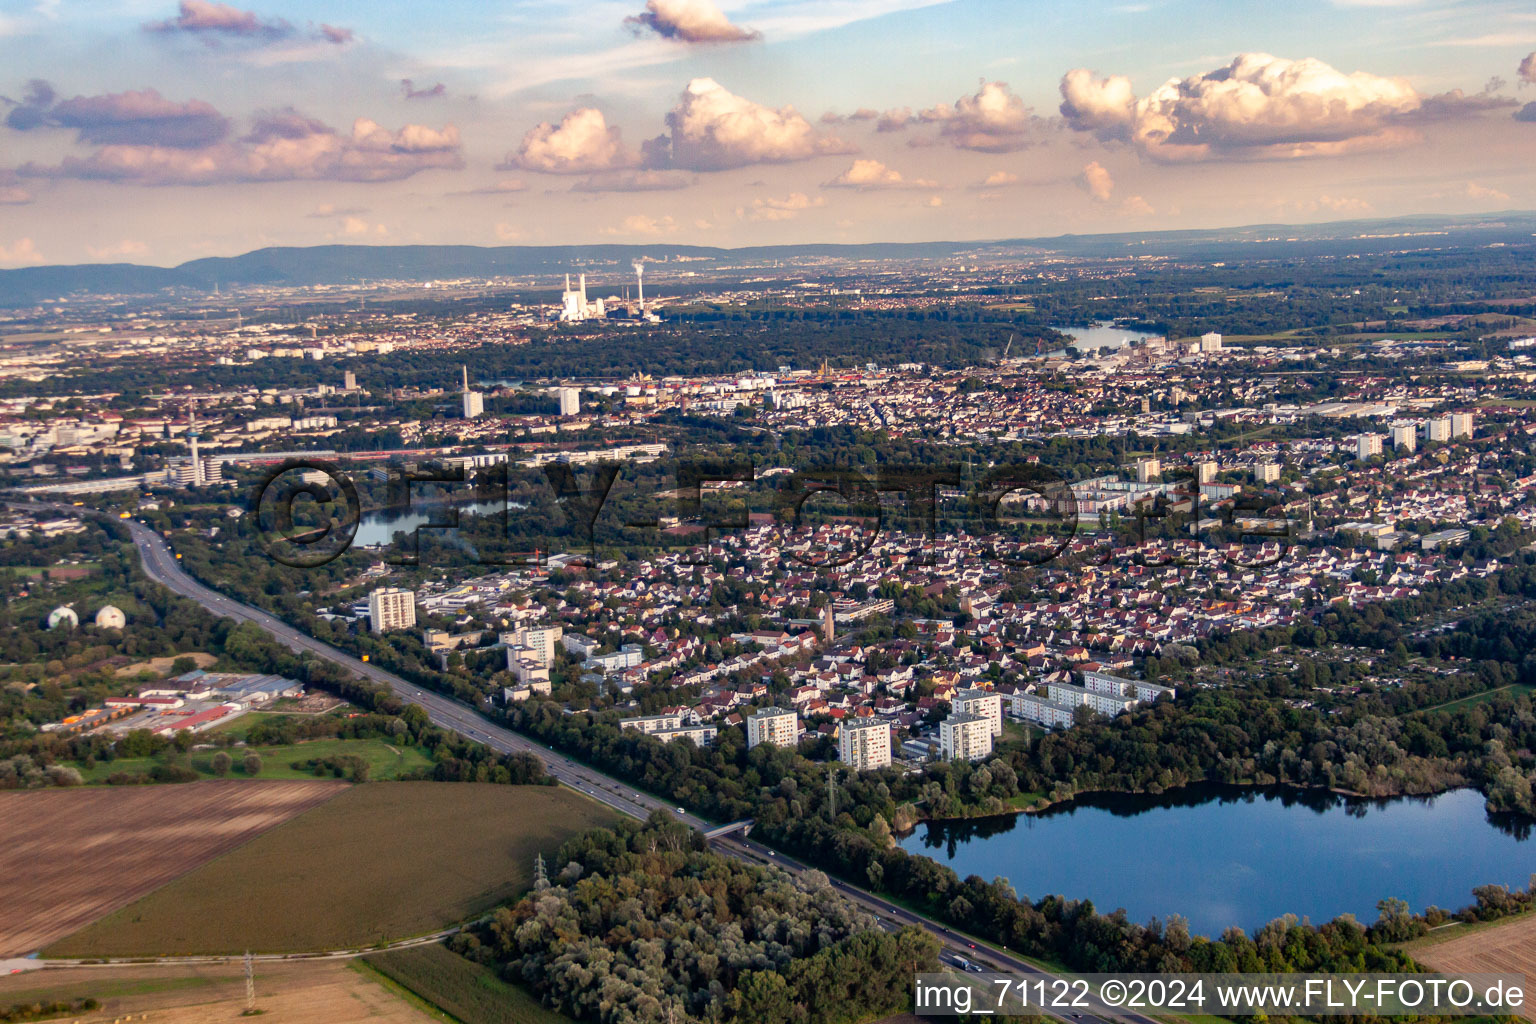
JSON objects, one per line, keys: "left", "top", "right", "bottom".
{"left": 0, "top": 0, "right": 1532, "bottom": 266}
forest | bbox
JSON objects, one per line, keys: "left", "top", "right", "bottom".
{"left": 451, "top": 814, "right": 940, "bottom": 1024}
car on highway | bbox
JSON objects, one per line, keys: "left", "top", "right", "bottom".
{"left": 676, "top": 807, "right": 686, "bottom": 814}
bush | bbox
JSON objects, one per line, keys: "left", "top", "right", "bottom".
{"left": 243, "top": 752, "right": 263, "bottom": 776}
{"left": 149, "top": 763, "right": 200, "bottom": 784}
{"left": 211, "top": 751, "right": 232, "bottom": 777}
{"left": 45, "top": 765, "right": 83, "bottom": 787}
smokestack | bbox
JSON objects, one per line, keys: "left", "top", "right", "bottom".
{"left": 579, "top": 274, "right": 587, "bottom": 306}
{"left": 461, "top": 365, "right": 468, "bottom": 393}
{"left": 634, "top": 261, "right": 644, "bottom": 308}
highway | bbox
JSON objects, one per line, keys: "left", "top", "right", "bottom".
{"left": 108, "top": 510, "right": 1149, "bottom": 1024}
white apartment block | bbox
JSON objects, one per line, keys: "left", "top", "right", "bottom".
{"left": 1199, "top": 331, "right": 1223, "bottom": 353}
{"left": 952, "top": 689, "right": 1003, "bottom": 737}
{"left": 1424, "top": 417, "right": 1451, "bottom": 443}
{"left": 503, "top": 679, "right": 552, "bottom": 702}
{"left": 651, "top": 724, "right": 717, "bottom": 747}
{"left": 1356, "top": 433, "right": 1383, "bottom": 460}
{"left": 589, "top": 645, "right": 644, "bottom": 674}
{"left": 1255, "top": 462, "right": 1281, "bottom": 484}
{"left": 1450, "top": 412, "right": 1475, "bottom": 439}
{"left": 507, "top": 656, "right": 550, "bottom": 685}
{"left": 839, "top": 718, "right": 892, "bottom": 771}
{"left": 1082, "top": 670, "right": 1176, "bottom": 704}
{"left": 747, "top": 707, "right": 800, "bottom": 749}
{"left": 511, "top": 625, "right": 562, "bottom": 667}
{"left": 624, "top": 712, "right": 690, "bottom": 735}
{"left": 940, "top": 713, "right": 994, "bottom": 761}
{"left": 1391, "top": 422, "right": 1418, "bottom": 453}
{"left": 563, "top": 634, "right": 601, "bottom": 659}
{"left": 1008, "top": 692, "right": 1076, "bottom": 729}
{"left": 1048, "top": 681, "right": 1135, "bottom": 717}
{"left": 557, "top": 387, "right": 581, "bottom": 417}
{"left": 368, "top": 588, "right": 416, "bottom": 633}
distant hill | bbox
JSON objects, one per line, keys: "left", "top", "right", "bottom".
{"left": 3, "top": 211, "right": 1534, "bottom": 309}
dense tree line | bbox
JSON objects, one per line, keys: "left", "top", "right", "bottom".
{"left": 451, "top": 814, "right": 939, "bottom": 1024}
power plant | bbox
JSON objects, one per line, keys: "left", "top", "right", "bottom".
{"left": 558, "top": 274, "right": 605, "bottom": 322}
{"left": 460, "top": 365, "right": 484, "bottom": 418}
{"left": 553, "top": 264, "right": 660, "bottom": 323}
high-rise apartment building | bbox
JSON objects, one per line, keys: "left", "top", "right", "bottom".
{"left": 747, "top": 707, "right": 800, "bottom": 749}
{"left": 368, "top": 588, "right": 417, "bottom": 633}
{"left": 838, "top": 719, "right": 892, "bottom": 771}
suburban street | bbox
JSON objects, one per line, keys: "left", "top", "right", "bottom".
{"left": 100, "top": 511, "right": 1150, "bottom": 1024}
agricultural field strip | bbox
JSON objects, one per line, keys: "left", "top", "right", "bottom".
{"left": 0, "top": 780, "right": 345, "bottom": 957}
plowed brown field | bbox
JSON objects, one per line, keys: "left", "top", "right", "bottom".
{"left": 0, "top": 780, "right": 345, "bottom": 956}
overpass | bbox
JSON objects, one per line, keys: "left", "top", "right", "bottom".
{"left": 702, "top": 818, "right": 754, "bottom": 840}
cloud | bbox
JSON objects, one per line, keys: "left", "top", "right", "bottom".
{"left": 917, "top": 80, "right": 1038, "bottom": 152}
{"left": 824, "top": 158, "right": 937, "bottom": 190}
{"left": 0, "top": 238, "right": 44, "bottom": 266}
{"left": 143, "top": 3, "right": 351, "bottom": 47}
{"left": 744, "top": 191, "right": 826, "bottom": 221}
{"left": 1517, "top": 102, "right": 1536, "bottom": 122}
{"left": 13, "top": 87, "right": 233, "bottom": 148}
{"left": 1463, "top": 181, "right": 1510, "bottom": 201}
{"left": 1078, "top": 160, "right": 1114, "bottom": 201}
{"left": 572, "top": 169, "right": 692, "bottom": 192}
{"left": 1061, "top": 53, "right": 1437, "bottom": 161}
{"left": 20, "top": 112, "right": 463, "bottom": 185}
{"left": 145, "top": 1, "right": 287, "bottom": 38}
{"left": 448, "top": 178, "right": 528, "bottom": 196}
{"left": 1281, "top": 194, "right": 1375, "bottom": 215}
{"left": 402, "top": 79, "right": 447, "bottom": 100}
{"left": 1522, "top": 53, "right": 1536, "bottom": 85}
{"left": 0, "top": 186, "right": 31, "bottom": 204}
{"left": 505, "top": 107, "right": 638, "bottom": 174}
{"left": 625, "top": 0, "right": 759, "bottom": 43}
{"left": 2, "top": 79, "right": 56, "bottom": 130}
{"left": 603, "top": 213, "right": 679, "bottom": 236}
{"left": 86, "top": 239, "right": 149, "bottom": 259}
{"left": 979, "top": 170, "right": 1019, "bottom": 187}
{"left": 1120, "top": 194, "right": 1153, "bottom": 216}
{"left": 648, "top": 78, "right": 854, "bottom": 171}
{"left": 1058, "top": 68, "right": 1137, "bottom": 139}
{"left": 306, "top": 203, "right": 369, "bottom": 217}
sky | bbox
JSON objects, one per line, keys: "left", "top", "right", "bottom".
{"left": 0, "top": 0, "right": 1534, "bottom": 267}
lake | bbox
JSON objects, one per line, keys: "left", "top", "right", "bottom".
{"left": 1046, "top": 322, "right": 1165, "bottom": 356}
{"left": 353, "top": 499, "right": 522, "bottom": 548}
{"left": 900, "top": 784, "right": 1534, "bottom": 937}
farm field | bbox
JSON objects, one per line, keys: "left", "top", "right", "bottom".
{"left": 1411, "top": 914, "right": 1536, "bottom": 1021}
{"left": 0, "top": 780, "right": 345, "bottom": 956}
{"left": 72, "top": 736, "right": 435, "bottom": 783}
{"left": 362, "top": 943, "right": 570, "bottom": 1024}
{"left": 48, "top": 782, "right": 621, "bottom": 957}
{"left": 0, "top": 959, "right": 437, "bottom": 1024}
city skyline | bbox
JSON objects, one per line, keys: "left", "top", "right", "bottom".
{"left": 2, "top": 0, "right": 1535, "bottom": 266}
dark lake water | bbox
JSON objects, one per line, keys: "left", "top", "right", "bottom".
{"left": 354, "top": 499, "right": 521, "bottom": 547}
{"left": 900, "top": 784, "right": 1535, "bottom": 937}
